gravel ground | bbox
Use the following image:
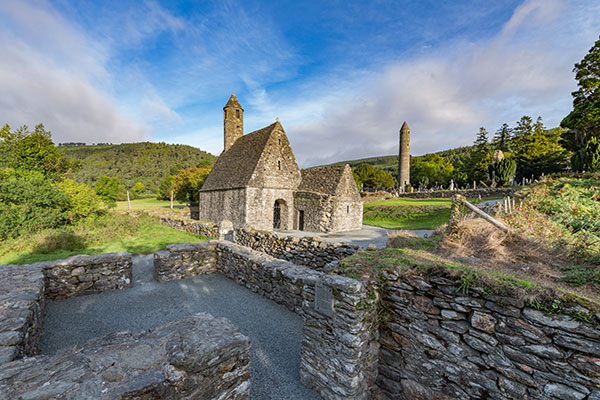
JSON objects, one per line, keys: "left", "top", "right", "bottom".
{"left": 281, "top": 224, "right": 435, "bottom": 249}
{"left": 41, "top": 254, "right": 321, "bottom": 400}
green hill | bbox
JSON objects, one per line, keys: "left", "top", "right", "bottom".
{"left": 328, "top": 146, "right": 474, "bottom": 175}
{"left": 64, "top": 142, "right": 216, "bottom": 193}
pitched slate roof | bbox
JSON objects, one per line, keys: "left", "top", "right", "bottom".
{"left": 298, "top": 165, "right": 348, "bottom": 195}
{"left": 224, "top": 94, "right": 243, "bottom": 110}
{"left": 201, "top": 122, "right": 278, "bottom": 190}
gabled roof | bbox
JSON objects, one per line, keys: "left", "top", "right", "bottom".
{"left": 224, "top": 94, "right": 243, "bottom": 110}
{"left": 201, "top": 122, "right": 278, "bottom": 190}
{"left": 298, "top": 165, "right": 350, "bottom": 196}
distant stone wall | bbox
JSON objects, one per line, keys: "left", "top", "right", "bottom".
{"left": 154, "top": 241, "right": 217, "bottom": 282}
{"left": 394, "top": 188, "right": 517, "bottom": 199}
{"left": 378, "top": 269, "right": 600, "bottom": 400}
{"left": 0, "top": 313, "right": 251, "bottom": 399}
{"left": 39, "top": 252, "right": 133, "bottom": 300}
{"left": 159, "top": 215, "right": 219, "bottom": 237}
{"left": 233, "top": 227, "right": 360, "bottom": 270}
{"left": 0, "top": 264, "right": 45, "bottom": 365}
{"left": 216, "top": 241, "right": 378, "bottom": 400}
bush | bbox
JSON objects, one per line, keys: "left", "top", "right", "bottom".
{"left": 0, "top": 169, "right": 67, "bottom": 239}
{"left": 55, "top": 179, "right": 105, "bottom": 222}
{"left": 494, "top": 158, "right": 517, "bottom": 186}
{"left": 572, "top": 137, "right": 600, "bottom": 172}
{"left": 94, "top": 176, "right": 124, "bottom": 207}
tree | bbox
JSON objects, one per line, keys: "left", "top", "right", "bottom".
{"left": 571, "top": 136, "right": 600, "bottom": 172}
{"left": 131, "top": 182, "right": 145, "bottom": 196}
{"left": 410, "top": 154, "right": 455, "bottom": 188}
{"left": 465, "top": 127, "right": 491, "bottom": 182}
{"left": 56, "top": 179, "right": 105, "bottom": 222}
{"left": 493, "top": 123, "right": 512, "bottom": 152}
{"left": 173, "top": 167, "right": 211, "bottom": 203}
{"left": 0, "top": 123, "right": 79, "bottom": 179}
{"left": 0, "top": 169, "right": 67, "bottom": 239}
{"left": 94, "top": 176, "right": 124, "bottom": 208}
{"left": 512, "top": 116, "right": 568, "bottom": 178}
{"left": 364, "top": 169, "right": 396, "bottom": 189}
{"left": 494, "top": 158, "right": 517, "bottom": 186}
{"left": 158, "top": 175, "right": 176, "bottom": 200}
{"left": 561, "top": 35, "right": 600, "bottom": 147}
{"left": 352, "top": 164, "right": 375, "bottom": 189}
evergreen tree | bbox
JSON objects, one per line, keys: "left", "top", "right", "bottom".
{"left": 466, "top": 127, "right": 491, "bottom": 182}
{"left": 493, "top": 123, "right": 511, "bottom": 152}
{"left": 561, "top": 35, "right": 600, "bottom": 148}
{"left": 494, "top": 158, "right": 517, "bottom": 186}
{"left": 572, "top": 136, "right": 600, "bottom": 172}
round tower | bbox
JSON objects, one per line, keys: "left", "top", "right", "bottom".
{"left": 398, "top": 121, "right": 410, "bottom": 191}
{"left": 223, "top": 94, "right": 244, "bottom": 152}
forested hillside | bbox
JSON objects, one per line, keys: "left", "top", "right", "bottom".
{"left": 64, "top": 142, "right": 216, "bottom": 193}
{"left": 328, "top": 146, "right": 473, "bottom": 176}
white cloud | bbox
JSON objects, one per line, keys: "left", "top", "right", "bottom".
{"left": 276, "top": 0, "right": 600, "bottom": 167}
{"left": 0, "top": 0, "right": 147, "bottom": 144}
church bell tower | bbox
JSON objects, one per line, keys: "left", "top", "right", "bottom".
{"left": 223, "top": 94, "right": 244, "bottom": 152}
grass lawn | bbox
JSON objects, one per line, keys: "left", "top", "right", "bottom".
{"left": 363, "top": 198, "right": 452, "bottom": 229}
{"left": 0, "top": 213, "right": 209, "bottom": 265}
{"left": 115, "top": 197, "right": 187, "bottom": 211}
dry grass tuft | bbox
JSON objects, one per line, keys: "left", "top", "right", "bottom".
{"left": 434, "top": 218, "right": 598, "bottom": 300}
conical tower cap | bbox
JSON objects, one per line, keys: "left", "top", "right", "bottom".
{"left": 400, "top": 121, "right": 409, "bottom": 132}
{"left": 224, "top": 94, "right": 244, "bottom": 110}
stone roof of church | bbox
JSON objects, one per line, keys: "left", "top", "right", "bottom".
{"left": 223, "top": 94, "right": 243, "bottom": 110}
{"left": 201, "top": 122, "right": 278, "bottom": 190}
{"left": 298, "top": 165, "right": 349, "bottom": 196}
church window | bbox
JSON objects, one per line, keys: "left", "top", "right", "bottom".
{"left": 224, "top": 110, "right": 227, "bottom": 118}
{"left": 278, "top": 160, "right": 281, "bottom": 170}
{"left": 236, "top": 125, "right": 239, "bottom": 129}
{"left": 278, "top": 139, "right": 281, "bottom": 145}
{"left": 347, "top": 205, "right": 350, "bottom": 213}
{"left": 236, "top": 109, "right": 240, "bottom": 118}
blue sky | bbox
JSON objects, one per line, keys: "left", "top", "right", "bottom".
{"left": 1, "top": 0, "right": 599, "bottom": 167}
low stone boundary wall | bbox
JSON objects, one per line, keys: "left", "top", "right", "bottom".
{"left": 0, "top": 264, "right": 45, "bottom": 365}
{"left": 378, "top": 269, "right": 600, "bottom": 400}
{"left": 395, "top": 187, "right": 517, "bottom": 199}
{"left": 0, "top": 313, "right": 251, "bottom": 399}
{"left": 154, "top": 241, "right": 217, "bottom": 282}
{"left": 216, "top": 241, "right": 378, "bottom": 400}
{"left": 233, "top": 227, "right": 360, "bottom": 270}
{"left": 159, "top": 215, "right": 219, "bottom": 237}
{"left": 39, "top": 252, "right": 133, "bottom": 300}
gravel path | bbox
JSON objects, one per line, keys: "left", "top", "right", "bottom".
{"left": 41, "top": 254, "right": 321, "bottom": 400}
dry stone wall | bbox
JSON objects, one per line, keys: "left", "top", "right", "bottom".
{"left": 233, "top": 227, "right": 359, "bottom": 270}
{"left": 0, "top": 264, "right": 45, "bottom": 365}
{"left": 394, "top": 188, "right": 517, "bottom": 199}
{"left": 159, "top": 215, "right": 219, "bottom": 237}
{"left": 215, "top": 241, "right": 378, "bottom": 400}
{"left": 0, "top": 313, "right": 251, "bottom": 399}
{"left": 39, "top": 252, "right": 133, "bottom": 300}
{"left": 154, "top": 241, "right": 217, "bottom": 282}
{"left": 300, "top": 273, "right": 379, "bottom": 400}
{"left": 377, "top": 269, "right": 600, "bottom": 400}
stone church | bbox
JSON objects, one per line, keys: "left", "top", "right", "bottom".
{"left": 197, "top": 94, "right": 363, "bottom": 232}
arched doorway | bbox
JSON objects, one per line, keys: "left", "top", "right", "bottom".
{"left": 273, "top": 199, "right": 288, "bottom": 230}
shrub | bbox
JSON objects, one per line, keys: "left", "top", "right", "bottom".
{"left": 55, "top": 178, "right": 105, "bottom": 222}
{"left": 494, "top": 158, "right": 517, "bottom": 186}
{"left": 0, "top": 169, "right": 66, "bottom": 239}
{"left": 173, "top": 167, "right": 211, "bottom": 203}
{"left": 94, "top": 176, "right": 124, "bottom": 207}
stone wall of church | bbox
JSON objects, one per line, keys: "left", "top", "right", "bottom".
{"left": 198, "top": 188, "right": 247, "bottom": 228}
{"left": 330, "top": 200, "right": 363, "bottom": 232}
{"left": 294, "top": 191, "right": 335, "bottom": 232}
{"left": 245, "top": 187, "right": 295, "bottom": 231}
